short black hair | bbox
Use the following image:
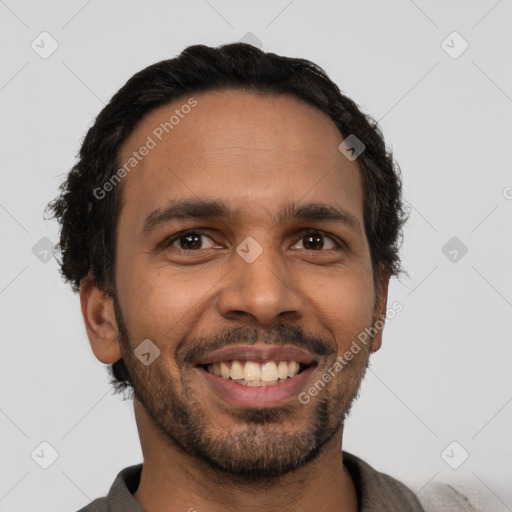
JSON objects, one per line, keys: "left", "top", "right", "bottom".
{"left": 46, "top": 42, "right": 408, "bottom": 392}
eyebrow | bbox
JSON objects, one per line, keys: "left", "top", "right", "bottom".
{"left": 142, "top": 198, "right": 362, "bottom": 236}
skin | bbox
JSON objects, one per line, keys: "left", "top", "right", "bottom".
{"left": 80, "top": 89, "right": 390, "bottom": 512}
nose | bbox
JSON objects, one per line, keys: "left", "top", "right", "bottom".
{"left": 216, "top": 242, "right": 305, "bottom": 327}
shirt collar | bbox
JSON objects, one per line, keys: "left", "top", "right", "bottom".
{"left": 103, "top": 451, "right": 424, "bottom": 512}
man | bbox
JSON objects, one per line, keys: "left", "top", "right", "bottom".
{"left": 49, "top": 42, "right": 431, "bottom": 511}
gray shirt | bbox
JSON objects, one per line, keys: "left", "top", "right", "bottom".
{"left": 75, "top": 451, "right": 425, "bottom": 512}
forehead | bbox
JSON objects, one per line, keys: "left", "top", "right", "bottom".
{"left": 117, "top": 88, "right": 364, "bottom": 227}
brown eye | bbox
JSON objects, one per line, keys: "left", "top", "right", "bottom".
{"left": 303, "top": 233, "right": 324, "bottom": 250}
{"left": 292, "top": 230, "right": 339, "bottom": 251}
{"left": 167, "top": 231, "right": 216, "bottom": 251}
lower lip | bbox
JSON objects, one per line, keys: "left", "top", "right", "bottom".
{"left": 197, "top": 365, "right": 315, "bottom": 408}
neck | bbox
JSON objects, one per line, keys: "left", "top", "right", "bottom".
{"left": 132, "top": 400, "right": 358, "bottom": 512}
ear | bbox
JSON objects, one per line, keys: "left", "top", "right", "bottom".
{"left": 370, "top": 268, "right": 390, "bottom": 353}
{"left": 80, "top": 273, "right": 122, "bottom": 364}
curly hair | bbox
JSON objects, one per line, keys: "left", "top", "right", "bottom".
{"left": 46, "top": 42, "right": 408, "bottom": 394}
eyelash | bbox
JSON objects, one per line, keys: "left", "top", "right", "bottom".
{"left": 161, "top": 229, "right": 344, "bottom": 252}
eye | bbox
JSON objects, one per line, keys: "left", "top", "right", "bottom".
{"left": 164, "top": 230, "right": 217, "bottom": 251}
{"left": 292, "top": 230, "right": 341, "bottom": 251}
{"left": 160, "top": 229, "right": 342, "bottom": 254}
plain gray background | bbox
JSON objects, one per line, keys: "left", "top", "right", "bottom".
{"left": 1, "top": 1, "right": 511, "bottom": 511}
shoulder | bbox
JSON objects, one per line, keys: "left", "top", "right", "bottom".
{"left": 71, "top": 464, "right": 144, "bottom": 512}
{"left": 417, "top": 481, "right": 504, "bottom": 512}
{"left": 342, "top": 451, "right": 425, "bottom": 511}
{"left": 343, "top": 453, "right": 500, "bottom": 512}
{"left": 75, "top": 496, "right": 109, "bottom": 512}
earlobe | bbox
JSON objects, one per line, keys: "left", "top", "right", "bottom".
{"left": 370, "top": 270, "right": 390, "bottom": 353}
{"left": 80, "top": 274, "right": 122, "bottom": 364}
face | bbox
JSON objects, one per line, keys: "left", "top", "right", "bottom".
{"left": 108, "top": 89, "right": 387, "bottom": 479}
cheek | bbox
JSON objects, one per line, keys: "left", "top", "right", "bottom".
{"left": 116, "top": 263, "right": 220, "bottom": 348}
{"left": 308, "top": 267, "right": 375, "bottom": 351}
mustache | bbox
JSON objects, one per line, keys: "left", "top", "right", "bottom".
{"left": 178, "top": 323, "right": 335, "bottom": 365}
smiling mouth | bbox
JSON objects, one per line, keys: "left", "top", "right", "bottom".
{"left": 199, "top": 360, "right": 314, "bottom": 387}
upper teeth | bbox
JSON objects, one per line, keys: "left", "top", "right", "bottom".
{"left": 206, "top": 360, "right": 301, "bottom": 382}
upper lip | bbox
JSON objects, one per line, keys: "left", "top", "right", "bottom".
{"left": 195, "top": 343, "right": 317, "bottom": 366}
